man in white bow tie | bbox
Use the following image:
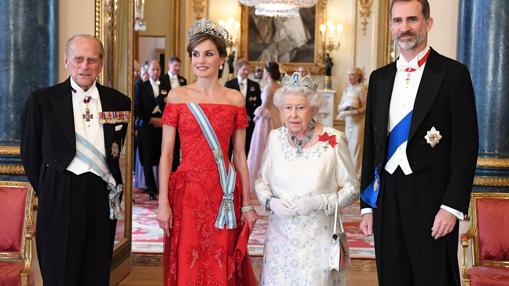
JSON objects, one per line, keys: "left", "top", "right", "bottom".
{"left": 224, "top": 58, "right": 261, "bottom": 155}
{"left": 135, "top": 59, "right": 165, "bottom": 200}
{"left": 359, "top": 1, "right": 478, "bottom": 285}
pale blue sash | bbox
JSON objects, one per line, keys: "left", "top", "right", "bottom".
{"left": 187, "top": 103, "right": 237, "bottom": 229}
{"left": 75, "top": 133, "right": 123, "bottom": 220}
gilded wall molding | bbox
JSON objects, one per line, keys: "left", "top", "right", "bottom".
{"left": 473, "top": 176, "right": 509, "bottom": 187}
{"left": 358, "top": 0, "right": 374, "bottom": 36}
{"left": 0, "top": 164, "right": 25, "bottom": 175}
{"left": 0, "top": 146, "right": 20, "bottom": 156}
{"left": 476, "top": 158, "right": 509, "bottom": 169}
{"left": 193, "top": 0, "right": 206, "bottom": 20}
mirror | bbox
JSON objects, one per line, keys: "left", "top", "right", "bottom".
{"left": 95, "top": 0, "right": 134, "bottom": 282}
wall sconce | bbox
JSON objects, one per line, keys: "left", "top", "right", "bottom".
{"left": 134, "top": 0, "right": 147, "bottom": 31}
{"left": 320, "top": 20, "right": 343, "bottom": 89}
{"left": 219, "top": 18, "right": 240, "bottom": 80}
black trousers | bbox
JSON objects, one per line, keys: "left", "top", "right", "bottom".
{"left": 37, "top": 170, "right": 116, "bottom": 286}
{"left": 373, "top": 168, "right": 460, "bottom": 286}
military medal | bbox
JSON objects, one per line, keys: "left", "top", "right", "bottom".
{"left": 82, "top": 96, "right": 93, "bottom": 127}
{"left": 111, "top": 142, "right": 120, "bottom": 158}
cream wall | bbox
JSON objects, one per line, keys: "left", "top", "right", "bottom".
{"left": 58, "top": 0, "right": 95, "bottom": 82}
{"left": 139, "top": 0, "right": 175, "bottom": 69}
{"left": 428, "top": 0, "right": 459, "bottom": 60}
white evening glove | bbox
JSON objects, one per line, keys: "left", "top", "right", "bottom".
{"left": 293, "top": 195, "right": 327, "bottom": 216}
{"left": 270, "top": 198, "right": 297, "bottom": 219}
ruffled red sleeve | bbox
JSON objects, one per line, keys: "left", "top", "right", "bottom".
{"left": 162, "top": 103, "right": 179, "bottom": 127}
{"left": 235, "top": 107, "right": 249, "bottom": 129}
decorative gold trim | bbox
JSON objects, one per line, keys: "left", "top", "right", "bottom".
{"left": 239, "top": 0, "right": 326, "bottom": 74}
{"left": 172, "top": 0, "right": 181, "bottom": 56}
{"left": 0, "top": 181, "right": 34, "bottom": 281}
{"left": 358, "top": 0, "right": 374, "bottom": 36}
{"left": 477, "top": 158, "right": 509, "bottom": 168}
{"left": 95, "top": 0, "right": 104, "bottom": 84}
{"left": 473, "top": 176, "right": 509, "bottom": 187}
{"left": 0, "top": 146, "right": 20, "bottom": 156}
{"left": 0, "top": 164, "right": 25, "bottom": 175}
{"left": 193, "top": 0, "right": 206, "bottom": 20}
{"left": 377, "top": 0, "right": 393, "bottom": 67}
{"left": 464, "top": 193, "right": 509, "bottom": 271}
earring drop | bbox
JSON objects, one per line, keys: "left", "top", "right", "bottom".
{"left": 219, "top": 64, "right": 224, "bottom": 70}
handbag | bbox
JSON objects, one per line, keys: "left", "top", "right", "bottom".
{"left": 328, "top": 199, "right": 351, "bottom": 271}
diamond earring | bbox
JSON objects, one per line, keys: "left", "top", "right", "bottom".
{"left": 219, "top": 64, "right": 224, "bottom": 70}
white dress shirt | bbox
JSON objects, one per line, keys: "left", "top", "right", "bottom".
{"left": 168, "top": 72, "right": 180, "bottom": 89}
{"left": 149, "top": 78, "right": 162, "bottom": 114}
{"left": 67, "top": 78, "right": 106, "bottom": 177}
{"left": 361, "top": 46, "right": 464, "bottom": 220}
{"left": 238, "top": 76, "right": 247, "bottom": 97}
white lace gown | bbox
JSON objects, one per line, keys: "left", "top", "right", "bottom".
{"left": 255, "top": 126, "right": 359, "bottom": 286}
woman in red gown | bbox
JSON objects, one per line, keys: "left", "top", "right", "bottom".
{"left": 157, "top": 18, "right": 257, "bottom": 285}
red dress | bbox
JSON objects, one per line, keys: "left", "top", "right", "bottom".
{"left": 161, "top": 103, "right": 256, "bottom": 286}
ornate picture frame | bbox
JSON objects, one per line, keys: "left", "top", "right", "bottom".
{"left": 238, "top": 1, "right": 327, "bottom": 74}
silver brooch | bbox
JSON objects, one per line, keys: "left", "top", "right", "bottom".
{"left": 111, "top": 142, "right": 120, "bottom": 158}
{"left": 424, "top": 127, "right": 442, "bottom": 148}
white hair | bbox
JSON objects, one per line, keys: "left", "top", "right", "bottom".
{"left": 273, "top": 86, "right": 326, "bottom": 117}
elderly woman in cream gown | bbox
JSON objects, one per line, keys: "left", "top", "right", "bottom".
{"left": 337, "top": 67, "right": 367, "bottom": 180}
{"left": 255, "top": 73, "right": 359, "bottom": 286}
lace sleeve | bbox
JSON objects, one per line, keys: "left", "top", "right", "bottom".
{"left": 325, "top": 130, "right": 360, "bottom": 215}
{"left": 235, "top": 106, "right": 249, "bottom": 129}
{"left": 161, "top": 103, "right": 179, "bottom": 127}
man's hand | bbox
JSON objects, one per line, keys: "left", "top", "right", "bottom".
{"left": 149, "top": 117, "right": 162, "bottom": 127}
{"left": 431, "top": 209, "right": 457, "bottom": 239}
{"left": 360, "top": 213, "right": 373, "bottom": 236}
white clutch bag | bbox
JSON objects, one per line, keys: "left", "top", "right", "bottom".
{"left": 328, "top": 200, "right": 350, "bottom": 271}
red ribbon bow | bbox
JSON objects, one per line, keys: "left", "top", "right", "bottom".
{"left": 318, "top": 132, "right": 337, "bottom": 147}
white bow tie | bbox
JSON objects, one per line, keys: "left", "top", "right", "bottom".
{"left": 239, "top": 80, "right": 247, "bottom": 86}
{"left": 152, "top": 80, "right": 160, "bottom": 85}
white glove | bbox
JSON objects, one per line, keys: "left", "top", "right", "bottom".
{"left": 293, "top": 195, "right": 327, "bottom": 216}
{"left": 269, "top": 198, "right": 297, "bottom": 219}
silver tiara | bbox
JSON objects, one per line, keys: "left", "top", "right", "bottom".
{"left": 187, "top": 18, "right": 229, "bottom": 43}
{"left": 281, "top": 72, "right": 318, "bottom": 91}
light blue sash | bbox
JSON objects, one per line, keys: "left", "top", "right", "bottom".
{"left": 187, "top": 103, "right": 237, "bottom": 229}
{"left": 360, "top": 111, "right": 413, "bottom": 208}
{"left": 75, "top": 133, "right": 123, "bottom": 220}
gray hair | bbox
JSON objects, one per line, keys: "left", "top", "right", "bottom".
{"left": 65, "top": 34, "right": 104, "bottom": 59}
{"left": 273, "top": 86, "right": 326, "bottom": 117}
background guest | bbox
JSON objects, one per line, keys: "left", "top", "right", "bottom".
{"left": 247, "top": 61, "right": 282, "bottom": 194}
{"left": 337, "top": 66, "right": 367, "bottom": 180}
{"left": 225, "top": 58, "right": 262, "bottom": 156}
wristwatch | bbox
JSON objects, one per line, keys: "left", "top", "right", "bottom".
{"left": 265, "top": 197, "right": 272, "bottom": 211}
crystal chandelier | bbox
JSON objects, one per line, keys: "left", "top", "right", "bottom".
{"left": 239, "top": 0, "right": 317, "bottom": 17}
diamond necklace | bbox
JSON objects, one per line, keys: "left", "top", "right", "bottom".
{"left": 289, "top": 120, "right": 315, "bottom": 156}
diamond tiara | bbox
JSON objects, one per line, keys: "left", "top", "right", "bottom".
{"left": 187, "top": 18, "right": 229, "bottom": 44}
{"left": 281, "top": 72, "right": 318, "bottom": 91}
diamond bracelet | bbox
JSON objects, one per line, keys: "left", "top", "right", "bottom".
{"left": 241, "top": 205, "right": 255, "bottom": 213}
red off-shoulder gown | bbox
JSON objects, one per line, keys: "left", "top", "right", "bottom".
{"left": 161, "top": 103, "right": 256, "bottom": 286}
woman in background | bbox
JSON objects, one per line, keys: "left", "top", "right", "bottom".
{"left": 337, "top": 66, "right": 367, "bottom": 180}
{"left": 247, "top": 61, "right": 282, "bottom": 193}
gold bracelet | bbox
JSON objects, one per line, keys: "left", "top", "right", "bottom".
{"left": 241, "top": 205, "right": 254, "bottom": 213}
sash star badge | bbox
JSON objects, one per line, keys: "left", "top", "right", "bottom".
{"left": 424, "top": 127, "right": 442, "bottom": 148}
{"left": 111, "top": 142, "right": 120, "bottom": 158}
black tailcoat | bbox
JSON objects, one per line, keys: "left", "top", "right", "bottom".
{"left": 360, "top": 48, "right": 479, "bottom": 285}
{"left": 224, "top": 78, "right": 261, "bottom": 154}
{"left": 20, "top": 78, "right": 130, "bottom": 284}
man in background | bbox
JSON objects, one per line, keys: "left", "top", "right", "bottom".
{"left": 134, "top": 60, "right": 165, "bottom": 200}
{"left": 224, "top": 58, "right": 261, "bottom": 155}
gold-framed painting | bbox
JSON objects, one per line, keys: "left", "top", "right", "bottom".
{"left": 238, "top": 1, "right": 327, "bottom": 74}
